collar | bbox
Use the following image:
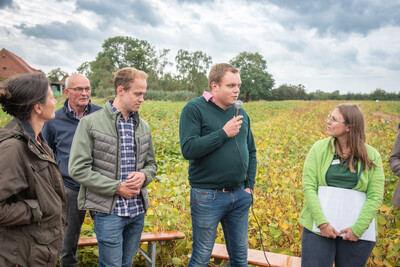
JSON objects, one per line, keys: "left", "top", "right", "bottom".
{"left": 19, "top": 119, "right": 45, "bottom": 150}
{"left": 67, "top": 100, "right": 89, "bottom": 119}
{"left": 19, "top": 119, "right": 36, "bottom": 140}
{"left": 110, "top": 101, "right": 135, "bottom": 120}
{"left": 202, "top": 91, "right": 217, "bottom": 104}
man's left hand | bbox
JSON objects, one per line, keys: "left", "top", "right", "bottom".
{"left": 125, "top": 172, "right": 146, "bottom": 190}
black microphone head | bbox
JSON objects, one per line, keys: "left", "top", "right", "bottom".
{"left": 235, "top": 100, "right": 243, "bottom": 109}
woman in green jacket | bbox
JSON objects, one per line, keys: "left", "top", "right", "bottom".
{"left": 299, "top": 104, "right": 384, "bottom": 267}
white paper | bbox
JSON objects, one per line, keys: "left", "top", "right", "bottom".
{"left": 312, "top": 186, "right": 376, "bottom": 242}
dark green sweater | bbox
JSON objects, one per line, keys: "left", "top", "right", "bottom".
{"left": 179, "top": 96, "right": 257, "bottom": 189}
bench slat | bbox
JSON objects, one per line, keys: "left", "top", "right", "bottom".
{"left": 211, "top": 243, "right": 301, "bottom": 267}
{"left": 78, "top": 230, "right": 185, "bottom": 247}
{"left": 141, "top": 230, "right": 185, "bottom": 242}
{"left": 78, "top": 237, "right": 98, "bottom": 247}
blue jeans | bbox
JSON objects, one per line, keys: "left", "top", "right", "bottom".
{"left": 301, "top": 228, "right": 375, "bottom": 267}
{"left": 188, "top": 187, "right": 253, "bottom": 267}
{"left": 60, "top": 186, "right": 87, "bottom": 267}
{"left": 93, "top": 212, "right": 145, "bottom": 267}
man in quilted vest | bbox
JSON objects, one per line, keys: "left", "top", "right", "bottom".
{"left": 69, "top": 67, "right": 157, "bottom": 267}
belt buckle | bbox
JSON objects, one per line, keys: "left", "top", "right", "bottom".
{"left": 222, "top": 187, "right": 233, "bottom": 192}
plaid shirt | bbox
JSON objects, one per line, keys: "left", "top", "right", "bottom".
{"left": 111, "top": 104, "right": 145, "bottom": 218}
{"left": 67, "top": 101, "right": 88, "bottom": 120}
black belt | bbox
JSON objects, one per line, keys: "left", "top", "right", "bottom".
{"left": 215, "top": 187, "right": 239, "bottom": 192}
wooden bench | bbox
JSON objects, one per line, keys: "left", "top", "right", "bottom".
{"left": 78, "top": 230, "right": 185, "bottom": 267}
{"left": 211, "top": 243, "right": 301, "bottom": 267}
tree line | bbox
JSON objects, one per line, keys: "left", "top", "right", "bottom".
{"left": 270, "top": 85, "right": 400, "bottom": 101}
{"left": 47, "top": 36, "right": 399, "bottom": 101}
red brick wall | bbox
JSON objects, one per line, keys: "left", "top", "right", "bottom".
{"left": 0, "top": 50, "right": 35, "bottom": 78}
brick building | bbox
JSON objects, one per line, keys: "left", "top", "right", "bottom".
{"left": 0, "top": 48, "right": 67, "bottom": 94}
{"left": 0, "top": 48, "right": 42, "bottom": 88}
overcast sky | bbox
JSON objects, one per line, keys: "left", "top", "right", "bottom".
{"left": 1, "top": 0, "right": 399, "bottom": 94}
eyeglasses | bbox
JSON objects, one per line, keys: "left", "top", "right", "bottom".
{"left": 327, "top": 114, "right": 345, "bottom": 124}
{"left": 67, "top": 87, "right": 91, "bottom": 93}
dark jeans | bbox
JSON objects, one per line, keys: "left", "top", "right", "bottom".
{"left": 188, "top": 187, "right": 253, "bottom": 267}
{"left": 60, "top": 186, "right": 87, "bottom": 267}
{"left": 301, "top": 228, "right": 375, "bottom": 267}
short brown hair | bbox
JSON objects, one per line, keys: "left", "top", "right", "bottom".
{"left": 208, "top": 63, "right": 239, "bottom": 90}
{"left": 113, "top": 67, "right": 148, "bottom": 94}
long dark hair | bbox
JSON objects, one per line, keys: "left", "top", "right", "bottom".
{"left": 0, "top": 73, "right": 49, "bottom": 120}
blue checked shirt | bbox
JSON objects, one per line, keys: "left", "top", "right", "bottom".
{"left": 111, "top": 104, "right": 145, "bottom": 218}
{"left": 67, "top": 101, "right": 88, "bottom": 120}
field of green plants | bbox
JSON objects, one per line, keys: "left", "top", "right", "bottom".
{"left": 1, "top": 99, "right": 399, "bottom": 266}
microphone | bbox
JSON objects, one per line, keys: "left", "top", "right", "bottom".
{"left": 235, "top": 100, "right": 243, "bottom": 117}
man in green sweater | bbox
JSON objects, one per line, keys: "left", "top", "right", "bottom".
{"left": 179, "top": 63, "right": 257, "bottom": 266}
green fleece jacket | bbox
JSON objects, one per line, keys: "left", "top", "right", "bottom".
{"left": 298, "top": 137, "right": 384, "bottom": 238}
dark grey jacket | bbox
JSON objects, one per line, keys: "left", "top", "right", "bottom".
{"left": 389, "top": 130, "right": 400, "bottom": 208}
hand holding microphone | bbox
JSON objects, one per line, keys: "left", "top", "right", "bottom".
{"left": 223, "top": 100, "right": 243, "bottom": 137}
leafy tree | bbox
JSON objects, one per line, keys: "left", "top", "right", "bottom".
{"left": 147, "top": 48, "right": 172, "bottom": 91}
{"left": 308, "top": 90, "right": 328, "bottom": 100}
{"left": 271, "top": 84, "right": 307, "bottom": 100}
{"left": 47, "top": 68, "right": 68, "bottom": 83}
{"left": 230, "top": 52, "right": 274, "bottom": 102}
{"left": 370, "top": 88, "right": 390, "bottom": 101}
{"left": 343, "top": 92, "right": 357, "bottom": 100}
{"left": 76, "top": 57, "right": 114, "bottom": 95}
{"left": 80, "top": 36, "right": 172, "bottom": 92}
{"left": 329, "top": 90, "right": 341, "bottom": 100}
{"left": 175, "top": 49, "right": 212, "bottom": 94}
{"left": 99, "top": 36, "right": 159, "bottom": 74}
{"left": 76, "top": 61, "right": 91, "bottom": 77}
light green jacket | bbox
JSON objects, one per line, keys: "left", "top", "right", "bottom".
{"left": 69, "top": 101, "right": 157, "bottom": 213}
{"left": 298, "top": 138, "right": 384, "bottom": 238}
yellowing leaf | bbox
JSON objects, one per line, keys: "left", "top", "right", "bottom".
{"left": 379, "top": 205, "right": 391, "bottom": 212}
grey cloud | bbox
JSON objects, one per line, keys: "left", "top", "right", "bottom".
{"left": 191, "top": 11, "right": 201, "bottom": 20}
{"left": 282, "top": 40, "right": 306, "bottom": 53}
{"left": 268, "top": 0, "right": 400, "bottom": 36}
{"left": 387, "top": 61, "right": 400, "bottom": 71}
{"left": 0, "top": 26, "right": 12, "bottom": 36}
{"left": 177, "top": 0, "right": 214, "bottom": 3}
{"left": 76, "top": 0, "right": 163, "bottom": 27}
{"left": 341, "top": 47, "right": 358, "bottom": 64}
{"left": 16, "top": 21, "right": 98, "bottom": 41}
{"left": 0, "top": 0, "right": 16, "bottom": 9}
{"left": 369, "top": 49, "right": 390, "bottom": 60}
{"left": 369, "top": 49, "right": 400, "bottom": 71}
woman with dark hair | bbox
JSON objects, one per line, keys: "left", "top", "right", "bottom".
{"left": 0, "top": 73, "right": 66, "bottom": 266}
{"left": 299, "top": 104, "right": 384, "bottom": 267}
